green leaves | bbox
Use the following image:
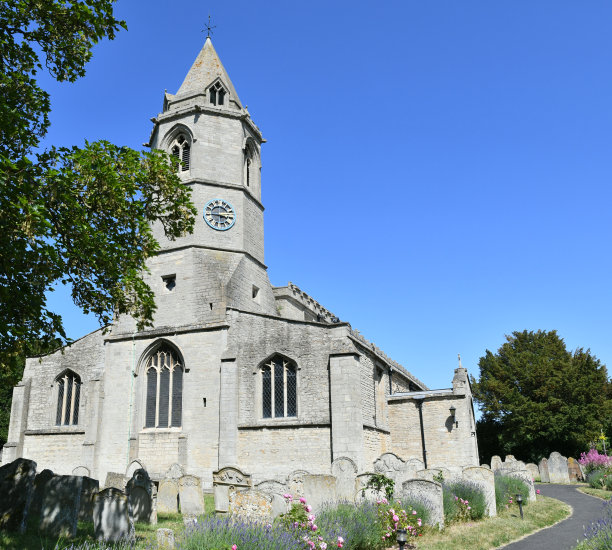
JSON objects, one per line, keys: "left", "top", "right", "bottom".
{"left": 472, "top": 330, "right": 612, "bottom": 462}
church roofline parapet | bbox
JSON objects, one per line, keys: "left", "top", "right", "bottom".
{"left": 388, "top": 388, "right": 456, "bottom": 401}
{"left": 105, "top": 319, "right": 230, "bottom": 343}
{"left": 272, "top": 282, "right": 339, "bottom": 323}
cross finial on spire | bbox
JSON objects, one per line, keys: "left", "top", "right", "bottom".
{"left": 203, "top": 14, "right": 216, "bottom": 38}
{"left": 458, "top": 353, "right": 463, "bottom": 368}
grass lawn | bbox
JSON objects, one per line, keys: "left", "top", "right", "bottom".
{"left": 578, "top": 487, "right": 612, "bottom": 501}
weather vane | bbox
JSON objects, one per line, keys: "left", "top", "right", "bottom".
{"left": 203, "top": 14, "right": 216, "bottom": 38}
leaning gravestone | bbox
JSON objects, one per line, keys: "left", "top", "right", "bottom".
{"left": 30, "top": 468, "right": 54, "bottom": 516}
{"left": 179, "top": 475, "right": 204, "bottom": 516}
{"left": 302, "top": 474, "right": 337, "bottom": 512}
{"left": 567, "top": 457, "right": 583, "bottom": 482}
{"left": 39, "top": 475, "right": 83, "bottom": 538}
{"left": 462, "top": 466, "right": 496, "bottom": 517}
{"left": 548, "top": 452, "right": 570, "bottom": 484}
{"left": 93, "top": 488, "right": 132, "bottom": 542}
{"left": 158, "top": 479, "right": 179, "bottom": 514}
{"left": 539, "top": 458, "right": 550, "bottom": 483}
{"left": 490, "top": 456, "right": 502, "bottom": 471}
{"left": 126, "top": 468, "right": 157, "bottom": 524}
{"left": 229, "top": 489, "right": 273, "bottom": 522}
{"left": 213, "top": 467, "right": 252, "bottom": 513}
{"left": 332, "top": 456, "right": 358, "bottom": 501}
{"left": 0, "top": 458, "right": 37, "bottom": 533}
{"left": 105, "top": 472, "right": 126, "bottom": 490}
{"left": 255, "top": 480, "right": 288, "bottom": 518}
{"left": 401, "top": 479, "right": 444, "bottom": 529}
{"left": 526, "top": 463, "right": 540, "bottom": 481}
{"left": 79, "top": 476, "right": 100, "bottom": 521}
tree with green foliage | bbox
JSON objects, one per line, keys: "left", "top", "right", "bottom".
{"left": 0, "top": 0, "right": 197, "bottom": 377}
{"left": 472, "top": 330, "right": 612, "bottom": 463}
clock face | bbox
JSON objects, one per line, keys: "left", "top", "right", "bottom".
{"left": 203, "top": 199, "right": 236, "bottom": 231}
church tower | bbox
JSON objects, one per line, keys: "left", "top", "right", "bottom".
{"left": 113, "top": 38, "right": 277, "bottom": 334}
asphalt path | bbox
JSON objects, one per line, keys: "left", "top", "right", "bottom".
{"left": 500, "top": 484, "right": 608, "bottom": 550}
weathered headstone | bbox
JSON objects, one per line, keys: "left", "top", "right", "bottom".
{"left": 93, "top": 488, "right": 132, "bottom": 542}
{"left": 462, "top": 466, "right": 496, "bottom": 517}
{"left": 157, "top": 528, "right": 175, "bottom": 549}
{"left": 255, "top": 480, "right": 288, "bottom": 518}
{"left": 500, "top": 460, "right": 526, "bottom": 473}
{"left": 79, "top": 476, "right": 100, "bottom": 521}
{"left": 548, "top": 452, "right": 570, "bottom": 484}
{"left": 126, "top": 468, "right": 157, "bottom": 524}
{"left": 331, "top": 457, "right": 358, "bottom": 501}
{"left": 416, "top": 467, "right": 452, "bottom": 483}
{"left": 164, "top": 463, "right": 185, "bottom": 480}
{"left": 158, "top": 479, "right": 179, "bottom": 514}
{"left": 538, "top": 458, "right": 550, "bottom": 483}
{"left": 213, "top": 467, "right": 252, "bottom": 513}
{"left": 286, "top": 469, "right": 310, "bottom": 498}
{"left": 567, "top": 457, "right": 583, "bottom": 482}
{"left": 229, "top": 489, "right": 273, "bottom": 522}
{"left": 507, "top": 470, "right": 536, "bottom": 502}
{"left": 302, "top": 474, "right": 337, "bottom": 512}
{"left": 30, "top": 468, "right": 54, "bottom": 517}
{"left": 481, "top": 464, "right": 491, "bottom": 469}
{"left": 374, "top": 453, "right": 417, "bottom": 491}
{"left": 126, "top": 459, "right": 146, "bottom": 479}
{"left": 72, "top": 466, "right": 91, "bottom": 477}
{"left": 490, "top": 456, "right": 502, "bottom": 471}
{"left": 526, "top": 463, "right": 540, "bottom": 481}
{"left": 0, "top": 458, "right": 37, "bottom": 533}
{"left": 105, "top": 472, "right": 126, "bottom": 490}
{"left": 39, "top": 475, "right": 83, "bottom": 538}
{"left": 354, "top": 473, "right": 381, "bottom": 502}
{"left": 401, "top": 479, "right": 444, "bottom": 529}
{"left": 179, "top": 475, "right": 204, "bottom": 516}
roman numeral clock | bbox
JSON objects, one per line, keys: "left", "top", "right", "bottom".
{"left": 204, "top": 199, "right": 236, "bottom": 231}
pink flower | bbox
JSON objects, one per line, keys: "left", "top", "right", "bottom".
{"left": 393, "top": 514, "right": 399, "bottom": 523}
{"left": 311, "top": 524, "right": 318, "bottom": 531}
{"left": 337, "top": 537, "right": 344, "bottom": 544}
{"left": 536, "top": 489, "right": 541, "bottom": 494}
{"left": 320, "top": 544, "right": 327, "bottom": 550}
{"left": 306, "top": 505, "right": 312, "bottom": 512}
{"left": 300, "top": 497, "right": 307, "bottom": 504}
{"left": 467, "top": 506, "right": 471, "bottom": 510}
{"left": 412, "top": 510, "right": 417, "bottom": 515}
{"left": 232, "top": 546, "right": 237, "bottom": 550}
{"left": 283, "top": 493, "right": 293, "bottom": 501}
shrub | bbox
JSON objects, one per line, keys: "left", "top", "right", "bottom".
{"left": 399, "top": 497, "right": 431, "bottom": 525}
{"left": 586, "top": 469, "right": 612, "bottom": 490}
{"left": 442, "top": 480, "right": 487, "bottom": 522}
{"left": 581, "top": 498, "right": 612, "bottom": 549}
{"left": 579, "top": 448, "right": 612, "bottom": 475}
{"left": 317, "top": 500, "right": 381, "bottom": 549}
{"left": 494, "top": 473, "right": 530, "bottom": 510}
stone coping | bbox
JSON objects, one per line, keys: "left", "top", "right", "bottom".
{"left": 24, "top": 428, "right": 85, "bottom": 436}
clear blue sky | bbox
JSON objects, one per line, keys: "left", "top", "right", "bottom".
{"left": 42, "top": 1, "right": 612, "bottom": 399}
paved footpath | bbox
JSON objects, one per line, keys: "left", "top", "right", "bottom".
{"left": 500, "top": 484, "right": 607, "bottom": 550}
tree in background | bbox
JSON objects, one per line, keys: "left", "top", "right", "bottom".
{"left": 472, "top": 330, "right": 612, "bottom": 464}
{"left": 0, "top": 1, "right": 197, "bottom": 375}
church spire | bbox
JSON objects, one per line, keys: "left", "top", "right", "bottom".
{"left": 176, "top": 37, "right": 242, "bottom": 108}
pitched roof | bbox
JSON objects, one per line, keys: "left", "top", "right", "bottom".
{"left": 176, "top": 37, "right": 242, "bottom": 107}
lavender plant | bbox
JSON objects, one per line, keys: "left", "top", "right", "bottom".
{"left": 581, "top": 498, "right": 612, "bottom": 550}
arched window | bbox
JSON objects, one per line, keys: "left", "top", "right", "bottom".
{"left": 209, "top": 81, "right": 226, "bottom": 106}
{"left": 170, "top": 134, "right": 190, "bottom": 172}
{"left": 55, "top": 371, "right": 81, "bottom": 426}
{"left": 261, "top": 356, "right": 297, "bottom": 419}
{"left": 144, "top": 345, "right": 183, "bottom": 428}
{"left": 244, "top": 142, "right": 260, "bottom": 190}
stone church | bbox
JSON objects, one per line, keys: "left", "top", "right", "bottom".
{"left": 2, "top": 38, "right": 479, "bottom": 487}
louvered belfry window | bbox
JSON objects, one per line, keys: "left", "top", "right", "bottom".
{"left": 55, "top": 371, "right": 81, "bottom": 426}
{"left": 261, "top": 356, "right": 297, "bottom": 419}
{"left": 169, "top": 134, "right": 190, "bottom": 172}
{"left": 145, "top": 345, "right": 183, "bottom": 428}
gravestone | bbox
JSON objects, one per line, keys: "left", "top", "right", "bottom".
{"left": 507, "top": 470, "right": 536, "bottom": 502}
{"left": 0, "top": 458, "right": 37, "bottom": 533}
{"left": 255, "top": 480, "right": 288, "bottom": 518}
{"left": 505, "top": 455, "right": 516, "bottom": 462}
{"left": 490, "top": 456, "right": 502, "bottom": 471}
{"left": 164, "top": 463, "right": 185, "bottom": 480}
{"left": 179, "top": 475, "right": 204, "bottom": 516}
{"left": 158, "top": 479, "right": 179, "bottom": 514}
{"left": 462, "top": 466, "right": 496, "bottom": 517}
{"left": 126, "top": 459, "right": 146, "bottom": 479}
{"left": 72, "top": 466, "right": 91, "bottom": 477}
{"left": 213, "top": 467, "right": 252, "bottom": 513}
{"left": 416, "top": 467, "right": 451, "bottom": 483}
{"left": 538, "top": 458, "right": 550, "bottom": 483}
{"left": 567, "top": 457, "right": 583, "bottom": 482}
{"left": 302, "top": 474, "right": 337, "bottom": 512}
{"left": 39, "top": 475, "right": 82, "bottom": 538}
{"left": 229, "top": 489, "right": 273, "bottom": 522}
{"left": 126, "top": 468, "right": 157, "bottom": 524}
{"left": 404, "top": 457, "right": 426, "bottom": 477}
{"left": 526, "top": 463, "right": 540, "bottom": 481}
{"left": 105, "top": 472, "right": 126, "bottom": 490}
{"left": 500, "top": 460, "right": 526, "bottom": 473}
{"left": 548, "top": 452, "right": 570, "bottom": 484}
{"left": 286, "top": 469, "right": 310, "bottom": 498}
{"left": 93, "top": 488, "right": 132, "bottom": 542}
{"left": 157, "top": 528, "right": 175, "bottom": 549}
{"left": 354, "top": 472, "right": 384, "bottom": 502}
{"left": 30, "top": 468, "right": 54, "bottom": 517}
{"left": 331, "top": 457, "right": 358, "bottom": 501}
{"left": 79, "top": 476, "right": 100, "bottom": 521}
{"left": 401, "top": 479, "right": 444, "bottom": 529}
{"left": 481, "top": 464, "right": 490, "bottom": 469}
{"left": 374, "top": 453, "right": 415, "bottom": 491}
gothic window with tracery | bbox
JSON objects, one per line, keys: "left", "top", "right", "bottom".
{"left": 55, "top": 371, "right": 81, "bottom": 426}
{"left": 170, "top": 134, "right": 190, "bottom": 172}
{"left": 145, "top": 345, "right": 183, "bottom": 428}
{"left": 209, "top": 81, "right": 226, "bottom": 106}
{"left": 261, "top": 356, "right": 297, "bottom": 419}
{"left": 244, "top": 142, "right": 260, "bottom": 189}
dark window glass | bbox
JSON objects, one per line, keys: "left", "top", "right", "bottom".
{"left": 145, "top": 368, "right": 157, "bottom": 428}
{"left": 171, "top": 145, "right": 180, "bottom": 159}
{"left": 262, "top": 366, "right": 271, "bottom": 418}
{"left": 218, "top": 89, "right": 225, "bottom": 105}
{"left": 72, "top": 381, "right": 80, "bottom": 424}
{"left": 209, "top": 89, "right": 216, "bottom": 105}
{"left": 159, "top": 367, "right": 170, "bottom": 427}
{"left": 246, "top": 158, "right": 251, "bottom": 187}
{"left": 181, "top": 144, "right": 190, "bottom": 171}
{"left": 286, "top": 367, "right": 297, "bottom": 417}
{"left": 64, "top": 378, "right": 73, "bottom": 425}
{"left": 274, "top": 360, "right": 284, "bottom": 417}
{"left": 56, "top": 378, "right": 64, "bottom": 426}
{"left": 171, "top": 366, "right": 183, "bottom": 427}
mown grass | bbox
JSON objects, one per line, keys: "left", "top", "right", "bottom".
{"left": 416, "top": 495, "right": 570, "bottom": 550}
{"left": 578, "top": 487, "right": 612, "bottom": 501}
